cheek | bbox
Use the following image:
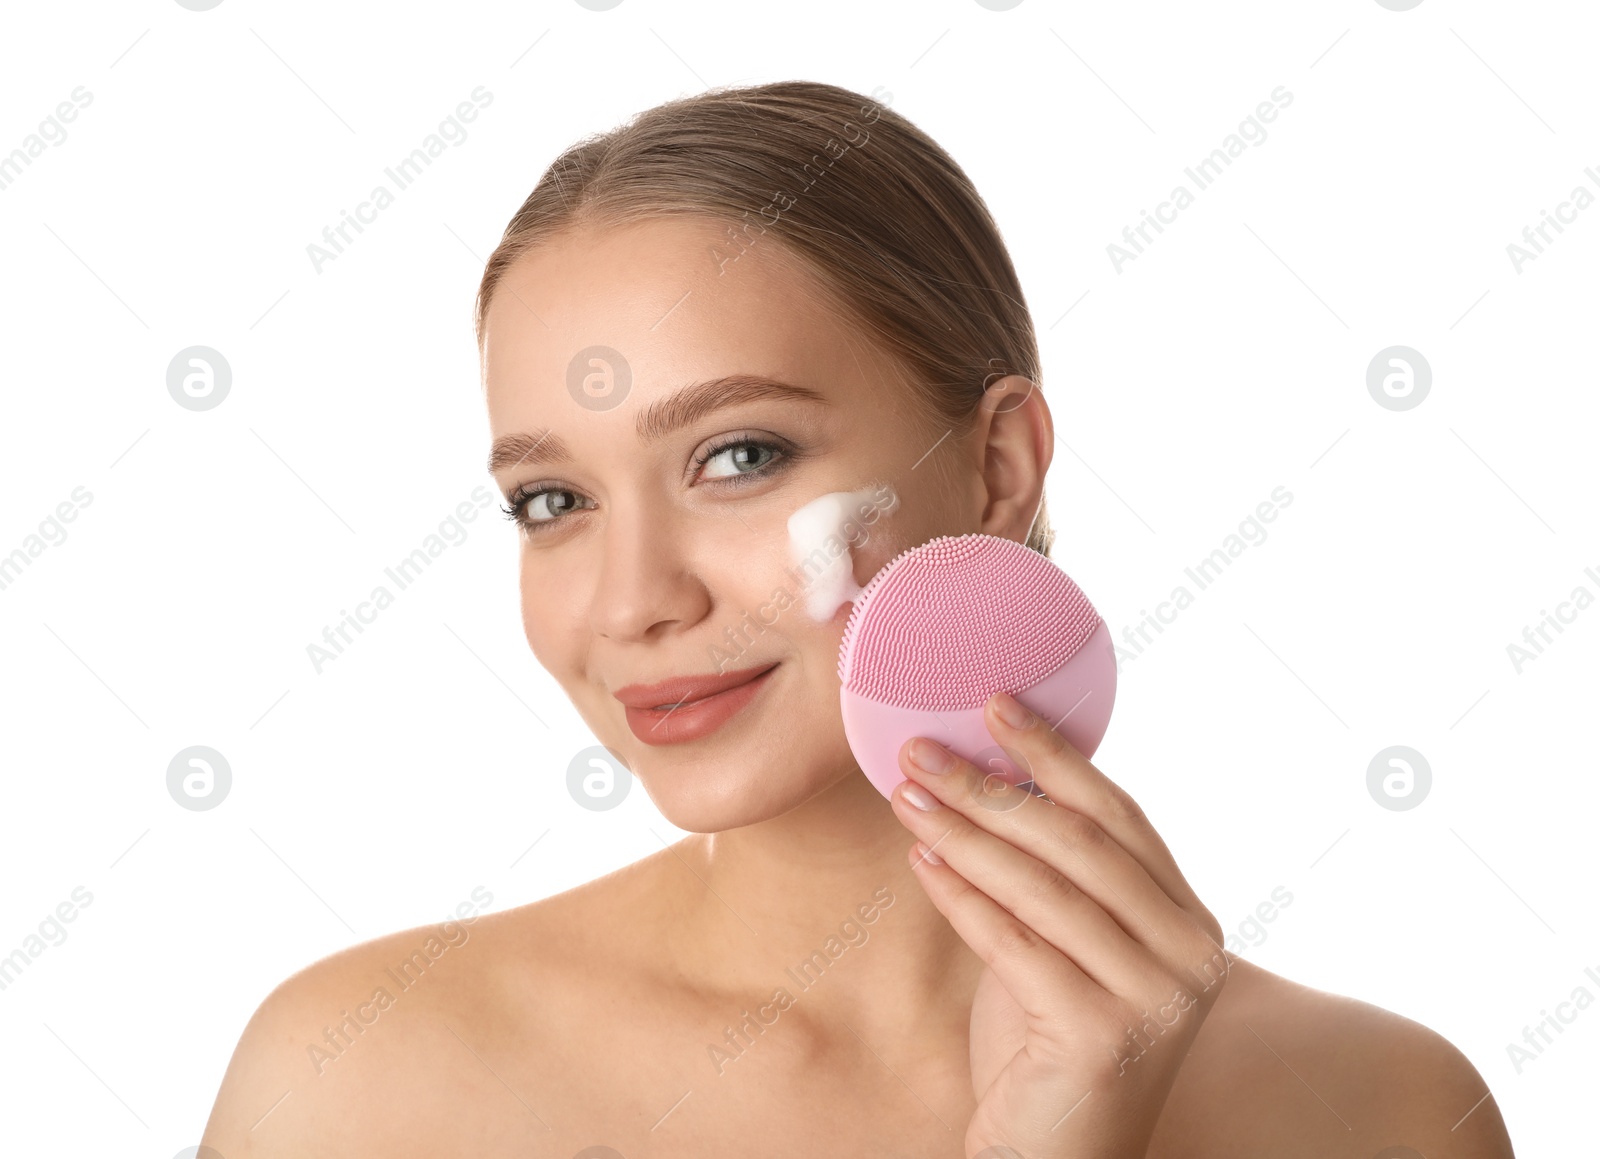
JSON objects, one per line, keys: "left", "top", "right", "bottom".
{"left": 517, "top": 552, "right": 576, "bottom": 661}
{"left": 708, "top": 558, "right": 805, "bottom": 650}
{"left": 695, "top": 526, "right": 849, "bottom": 681}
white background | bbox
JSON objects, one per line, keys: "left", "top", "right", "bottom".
{"left": 1, "top": 0, "right": 1595, "bottom": 1155}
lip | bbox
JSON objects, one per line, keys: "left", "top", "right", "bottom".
{"left": 615, "top": 662, "right": 779, "bottom": 746}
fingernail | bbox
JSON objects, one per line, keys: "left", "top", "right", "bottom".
{"left": 916, "top": 841, "right": 944, "bottom": 866}
{"left": 899, "top": 781, "right": 939, "bottom": 811}
{"left": 909, "top": 738, "right": 955, "bottom": 774}
{"left": 992, "top": 691, "right": 1034, "bottom": 730}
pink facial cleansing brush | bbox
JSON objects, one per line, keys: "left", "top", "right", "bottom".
{"left": 837, "top": 533, "right": 1116, "bottom": 800}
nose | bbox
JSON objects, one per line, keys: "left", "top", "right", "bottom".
{"left": 587, "top": 497, "right": 712, "bottom": 644}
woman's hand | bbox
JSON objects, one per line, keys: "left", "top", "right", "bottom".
{"left": 891, "top": 690, "right": 1231, "bottom": 1159}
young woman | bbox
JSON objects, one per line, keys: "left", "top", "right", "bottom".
{"left": 202, "top": 80, "right": 1514, "bottom": 1159}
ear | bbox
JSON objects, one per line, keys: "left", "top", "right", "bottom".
{"left": 968, "top": 374, "right": 1053, "bottom": 541}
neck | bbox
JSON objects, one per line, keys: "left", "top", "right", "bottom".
{"left": 668, "top": 764, "right": 984, "bottom": 1045}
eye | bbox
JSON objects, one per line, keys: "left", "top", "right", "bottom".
{"left": 500, "top": 486, "right": 592, "bottom": 533}
{"left": 696, "top": 436, "right": 785, "bottom": 481}
{"left": 501, "top": 434, "right": 795, "bottom": 537}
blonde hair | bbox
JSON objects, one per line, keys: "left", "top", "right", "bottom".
{"left": 474, "top": 79, "right": 1053, "bottom": 557}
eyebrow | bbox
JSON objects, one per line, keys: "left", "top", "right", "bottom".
{"left": 485, "top": 373, "right": 828, "bottom": 475}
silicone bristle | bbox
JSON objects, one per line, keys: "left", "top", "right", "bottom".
{"left": 838, "top": 534, "right": 1101, "bottom": 712}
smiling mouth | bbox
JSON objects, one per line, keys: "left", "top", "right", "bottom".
{"left": 653, "top": 681, "right": 750, "bottom": 711}
{"left": 613, "top": 661, "right": 779, "bottom": 711}
{"left": 615, "top": 662, "right": 780, "bottom": 746}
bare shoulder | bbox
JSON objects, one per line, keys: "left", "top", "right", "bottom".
{"left": 199, "top": 859, "right": 667, "bottom": 1159}
{"left": 1155, "top": 957, "right": 1515, "bottom": 1158}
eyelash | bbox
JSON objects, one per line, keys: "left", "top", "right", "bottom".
{"left": 499, "top": 435, "right": 793, "bottom": 535}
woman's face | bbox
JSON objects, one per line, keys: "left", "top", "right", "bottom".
{"left": 481, "top": 214, "right": 973, "bottom": 830}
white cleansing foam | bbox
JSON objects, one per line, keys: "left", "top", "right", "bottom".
{"left": 786, "top": 483, "right": 899, "bottom": 621}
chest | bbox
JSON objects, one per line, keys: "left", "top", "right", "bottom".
{"left": 524, "top": 1014, "right": 975, "bottom": 1158}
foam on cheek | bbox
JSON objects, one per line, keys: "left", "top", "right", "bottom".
{"left": 786, "top": 482, "right": 900, "bottom": 621}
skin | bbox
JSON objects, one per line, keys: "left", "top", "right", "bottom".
{"left": 200, "top": 215, "right": 1516, "bottom": 1158}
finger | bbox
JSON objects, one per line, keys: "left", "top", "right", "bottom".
{"left": 892, "top": 780, "right": 1181, "bottom": 1003}
{"left": 904, "top": 838, "right": 1111, "bottom": 1022}
{"left": 899, "top": 735, "right": 1212, "bottom": 963}
{"left": 983, "top": 691, "right": 1222, "bottom": 939}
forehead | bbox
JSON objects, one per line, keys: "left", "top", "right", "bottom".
{"left": 480, "top": 214, "right": 878, "bottom": 427}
